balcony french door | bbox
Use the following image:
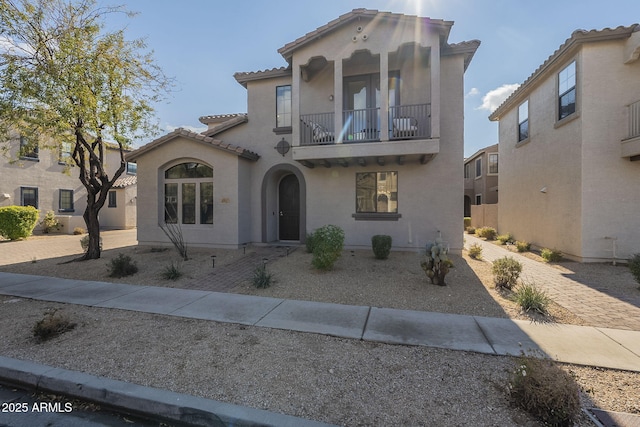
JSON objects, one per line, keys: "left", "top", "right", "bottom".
{"left": 344, "top": 74, "right": 380, "bottom": 142}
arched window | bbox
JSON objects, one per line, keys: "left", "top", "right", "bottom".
{"left": 164, "top": 162, "right": 213, "bottom": 225}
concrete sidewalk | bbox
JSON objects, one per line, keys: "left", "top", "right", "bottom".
{"left": 1, "top": 272, "right": 639, "bottom": 373}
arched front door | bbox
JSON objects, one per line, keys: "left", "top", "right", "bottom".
{"left": 279, "top": 174, "right": 300, "bottom": 240}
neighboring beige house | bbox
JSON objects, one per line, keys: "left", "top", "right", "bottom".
{"left": 0, "top": 134, "right": 137, "bottom": 233}
{"left": 463, "top": 143, "right": 498, "bottom": 218}
{"left": 489, "top": 25, "right": 640, "bottom": 262}
{"left": 129, "top": 9, "right": 479, "bottom": 251}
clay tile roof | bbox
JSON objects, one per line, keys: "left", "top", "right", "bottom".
{"left": 233, "top": 67, "right": 291, "bottom": 87}
{"left": 126, "top": 128, "right": 260, "bottom": 162}
{"left": 489, "top": 24, "right": 639, "bottom": 121}
{"left": 112, "top": 175, "right": 137, "bottom": 188}
{"left": 198, "top": 113, "right": 247, "bottom": 125}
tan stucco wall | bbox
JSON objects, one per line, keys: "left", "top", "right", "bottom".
{"left": 100, "top": 185, "right": 137, "bottom": 230}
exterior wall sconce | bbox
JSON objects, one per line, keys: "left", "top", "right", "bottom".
{"left": 275, "top": 137, "right": 290, "bottom": 157}
{"left": 329, "top": 94, "right": 334, "bottom": 101}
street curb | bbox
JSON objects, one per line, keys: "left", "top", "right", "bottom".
{"left": 0, "top": 356, "right": 337, "bottom": 427}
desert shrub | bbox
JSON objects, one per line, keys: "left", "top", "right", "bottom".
{"left": 162, "top": 262, "right": 183, "bottom": 281}
{"left": 73, "top": 227, "right": 85, "bottom": 235}
{"left": 371, "top": 235, "right": 392, "bottom": 260}
{"left": 252, "top": 264, "right": 273, "bottom": 288}
{"left": 628, "top": 253, "right": 640, "bottom": 286}
{"left": 515, "top": 241, "right": 531, "bottom": 252}
{"left": 496, "top": 232, "right": 513, "bottom": 245}
{"left": 107, "top": 253, "right": 138, "bottom": 278}
{"left": 492, "top": 256, "right": 522, "bottom": 290}
{"left": 311, "top": 225, "right": 345, "bottom": 270}
{"left": 509, "top": 356, "right": 580, "bottom": 426}
{"left": 465, "top": 226, "right": 476, "bottom": 234}
{"left": 80, "top": 234, "right": 102, "bottom": 252}
{"left": 477, "top": 226, "right": 497, "bottom": 240}
{"left": 0, "top": 205, "right": 39, "bottom": 240}
{"left": 32, "top": 309, "right": 76, "bottom": 342}
{"left": 514, "top": 282, "right": 550, "bottom": 315}
{"left": 40, "top": 210, "right": 61, "bottom": 233}
{"left": 468, "top": 243, "right": 483, "bottom": 260}
{"left": 305, "top": 230, "right": 316, "bottom": 253}
{"left": 463, "top": 217, "right": 471, "bottom": 228}
{"left": 541, "top": 248, "right": 562, "bottom": 263}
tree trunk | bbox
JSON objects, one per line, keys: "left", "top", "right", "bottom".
{"left": 82, "top": 199, "right": 102, "bottom": 260}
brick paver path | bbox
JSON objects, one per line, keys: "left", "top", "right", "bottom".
{"left": 466, "top": 234, "right": 640, "bottom": 331}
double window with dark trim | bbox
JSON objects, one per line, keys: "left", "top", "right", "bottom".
{"left": 355, "top": 172, "right": 398, "bottom": 214}
{"left": 59, "top": 189, "right": 74, "bottom": 212}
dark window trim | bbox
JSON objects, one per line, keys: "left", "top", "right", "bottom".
{"left": 108, "top": 190, "right": 117, "bottom": 208}
{"left": 475, "top": 157, "right": 482, "bottom": 179}
{"left": 58, "top": 189, "right": 75, "bottom": 212}
{"left": 557, "top": 61, "right": 577, "bottom": 121}
{"left": 355, "top": 171, "right": 399, "bottom": 215}
{"left": 352, "top": 212, "right": 402, "bottom": 221}
{"left": 20, "top": 187, "right": 38, "bottom": 208}
{"left": 19, "top": 136, "right": 39, "bottom": 161}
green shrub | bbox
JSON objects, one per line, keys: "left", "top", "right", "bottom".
{"left": 40, "top": 210, "right": 61, "bottom": 233}
{"left": 465, "top": 226, "right": 476, "bottom": 235}
{"left": 107, "top": 253, "right": 138, "bottom": 278}
{"left": 492, "top": 256, "right": 522, "bottom": 290}
{"left": 0, "top": 205, "right": 39, "bottom": 240}
{"left": 515, "top": 241, "right": 531, "bottom": 252}
{"left": 162, "top": 262, "right": 183, "bottom": 281}
{"left": 311, "top": 225, "right": 345, "bottom": 270}
{"left": 80, "top": 234, "right": 102, "bottom": 252}
{"left": 628, "top": 253, "right": 640, "bottom": 286}
{"left": 509, "top": 356, "right": 580, "bottom": 426}
{"left": 468, "top": 243, "right": 483, "bottom": 260}
{"left": 496, "top": 233, "right": 513, "bottom": 245}
{"left": 371, "top": 235, "right": 392, "bottom": 260}
{"left": 32, "top": 309, "right": 76, "bottom": 342}
{"left": 252, "top": 264, "right": 273, "bottom": 288}
{"left": 541, "top": 248, "right": 562, "bottom": 263}
{"left": 463, "top": 217, "right": 471, "bottom": 228}
{"left": 477, "top": 226, "right": 497, "bottom": 240}
{"left": 514, "top": 282, "right": 550, "bottom": 315}
{"left": 305, "top": 230, "right": 316, "bottom": 253}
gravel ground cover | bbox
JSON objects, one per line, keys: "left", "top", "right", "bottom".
{"left": 0, "top": 233, "right": 638, "bottom": 425}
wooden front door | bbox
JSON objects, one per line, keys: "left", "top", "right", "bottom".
{"left": 279, "top": 174, "right": 300, "bottom": 240}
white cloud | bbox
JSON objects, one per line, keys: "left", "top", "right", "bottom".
{"left": 164, "top": 124, "right": 207, "bottom": 134}
{"left": 465, "top": 87, "right": 480, "bottom": 98}
{"left": 477, "top": 84, "right": 520, "bottom": 112}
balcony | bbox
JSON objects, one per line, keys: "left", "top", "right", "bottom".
{"left": 295, "top": 103, "right": 437, "bottom": 167}
{"left": 621, "top": 99, "right": 640, "bottom": 160}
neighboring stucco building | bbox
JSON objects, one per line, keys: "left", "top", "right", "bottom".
{"left": 463, "top": 143, "right": 499, "bottom": 217}
{"left": 129, "top": 9, "right": 479, "bottom": 251}
{"left": 489, "top": 25, "right": 640, "bottom": 262}
{"left": 0, "top": 134, "right": 137, "bottom": 233}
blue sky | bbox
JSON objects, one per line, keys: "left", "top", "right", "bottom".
{"left": 105, "top": 0, "right": 640, "bottom": 156}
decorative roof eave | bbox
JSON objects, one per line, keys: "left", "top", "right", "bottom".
{"left": 234, "top": 66, "right": 291, "bottom": 87}
{"left": 126, "top": 128, "right": 260, "bottom": 162}
{"left": 198, "top": 113, "right": 247, "bottom": 125}
{"left": 112, "top": 175, "right": 137, "bottom": 188}
{"left": 442, "top": 40, "right": 481, "bottom": 72}
{"left": 489, "top": 24, "right": 639, "bottom": 121}
{"left": 277, "top": 8, "right": 454, "bottom": 63}
{"left": 202, "top": 114, "right": 248, "bottom": 138}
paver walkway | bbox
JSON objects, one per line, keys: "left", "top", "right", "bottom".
{"left": 466, "top": 234, "right": 640, "bottom": 331}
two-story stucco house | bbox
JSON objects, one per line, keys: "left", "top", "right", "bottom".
{"left": 0, "top": 133, "right": 137, "bottom": 233}
{"left": 489, "top": 25, "right": 640, "bottom": 262}
{"left": 463, "top": 143, "right": 498, "bottom": 228}
{"left": 128, "top": 9, "right": 479, "bottom": 252}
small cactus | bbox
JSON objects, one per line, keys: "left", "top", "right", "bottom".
{"left": 421, "top": 237, "right": 452, "bottom": 286}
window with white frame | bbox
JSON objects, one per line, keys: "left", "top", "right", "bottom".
{"left": 164, "top": 162, "right": 213, "bottom": 225}
{"left": 276, "top": 85, "right": 292, "bottom": 128}
{"left": 475, "top": 157, "right": 482, "bottom": 178}
{"left": 518, "top": 100, "right": 529, "bottom": 142}
{"left": 558, "top": 61, "right": 576, "bottom": 120}
{"left": 488, "top": 153, "right": 498, "bottom": 174}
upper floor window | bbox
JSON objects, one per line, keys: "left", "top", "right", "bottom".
{"left": 21, "top": 187, "right": 38, "bottom": 208}
{"left": 59, "top": 142, "right": 73, "bottom": 164}
{"left": 475, "top": 158, "right": 482, "bottom": 178}
{"left": 558, "top": 61, "right": 576, "bottom": 120}
{"left": 19, "top": 136, "right": 38, "bottom": 160}
{"left": 356, "top": 172, "right": 398, "bottom": 214}
{"left": 276, "top": 85, "right": 292, "bottom": 128}
{"left": 164, "top": 162, "right": 213, "bottom": 225}
{"left": 108, "top": 190, "right": 117, "bottom": 208}
{"left": 126, "top": 162, "right": 137, "bottom": 175}
{"left": 488, "top": 153, "right": 499, "bottom": 174}
{"left": 464, "top": 163, "right": 470, "bottom": 179}
{"left": 518, "top": 100, "right": 529, "bottom": 142}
